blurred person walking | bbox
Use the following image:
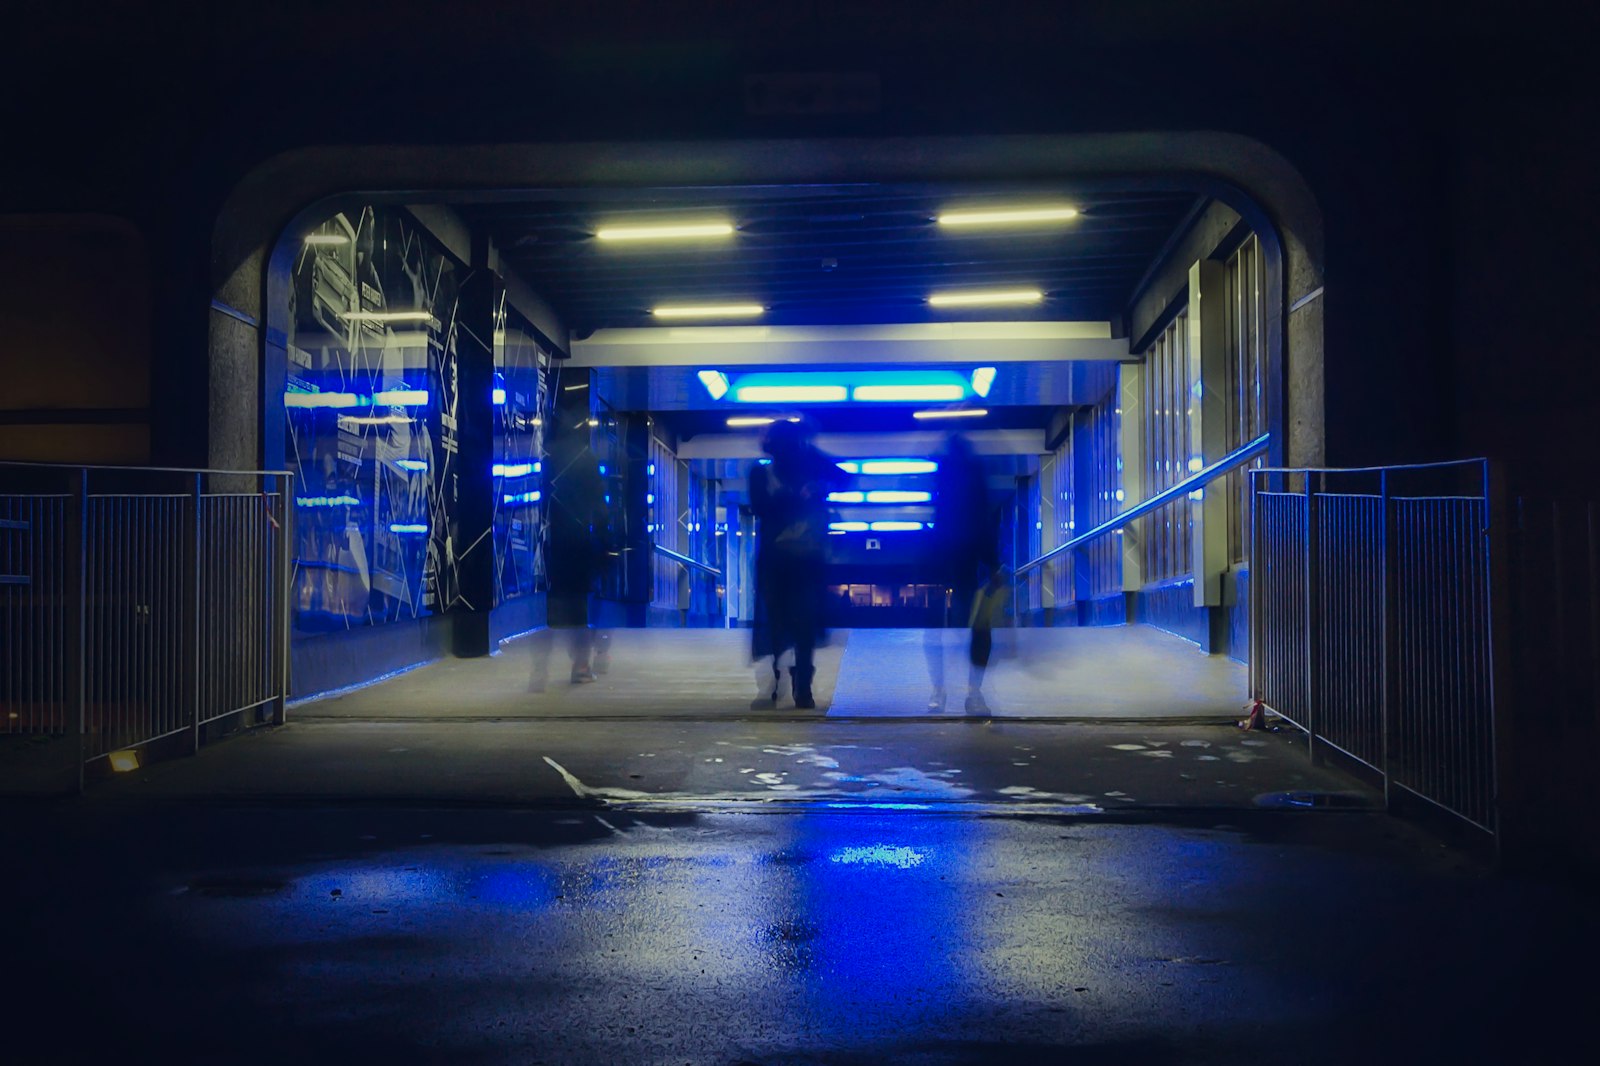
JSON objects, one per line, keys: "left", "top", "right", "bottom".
{"left": 748, "top": 418, "right": 845, "bottom": 710}
{"left": 531, "top": 416, "right": 612, "bottom": 690}
{"left": 925, "top": 432, "right": 1003, "bottom": 714}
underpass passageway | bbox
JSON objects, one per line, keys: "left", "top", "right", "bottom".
{"left": 294, "top": 624, "right": 1243, "bottom": 721}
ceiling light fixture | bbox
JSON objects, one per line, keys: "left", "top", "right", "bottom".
{"left": 697, "top": 370, "right": 730, "bottom": 399}
{"left": 851, "top": 383, "right": 966, "bottom": 402}
{"left": 652, "top": 303, "right": 764, "bottom": 319}
{"left": 928, "top": 289, "right": 1043, "bottom": 308}
{"left": 735, "top": 384, "right": 848, "bottom": 403}
{"left": 596, "top": 221, "right": 735, "bottom": 242}
{"left": 912, "top": 408, "right": 988, "bottom": 420}
{"left": 726, "top": 416, "right": 777, "bottom": 427}
{"left": 937, "top": 206, "right": 1079, "bottom": 226}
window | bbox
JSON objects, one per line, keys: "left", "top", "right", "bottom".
{"left": 1225, "top": 233, "right": 1267, "bottom": 563}
{"left": 1141, "top": 312, "right": 1192, "bottom": 584}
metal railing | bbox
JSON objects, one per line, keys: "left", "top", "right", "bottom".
{"left": 1010, "top": 435, "right": 1271, "bottom": 624}
{"left": 1250, "top": 459, "right": 1499, "bottom": 836}
{"left": 651, "top": 542, "right": 722, "bottom": 578}
{"left": 1, "top": 462, "right": 292, "bottom": 790}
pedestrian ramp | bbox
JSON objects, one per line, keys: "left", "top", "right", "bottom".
{"left": 827, "top": 625, "right": 1247, "bottom": 720}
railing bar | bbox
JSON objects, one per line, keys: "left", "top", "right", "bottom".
{"left": 1252, "top": 457, "right": 1492, "bottom": 476}
{"left": 0, "top": 461, "right": 291, "bottom": 476}
{"left": 197, "top": 695, "right": 278, "bottom": 726}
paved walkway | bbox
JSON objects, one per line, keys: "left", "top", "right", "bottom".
{"left": 294, "top": 624, "right": 1247, "bottom": 722}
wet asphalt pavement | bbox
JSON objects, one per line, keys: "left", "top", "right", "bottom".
{"left": 4, "top": 720, "right": 1596, "bottom": 1065}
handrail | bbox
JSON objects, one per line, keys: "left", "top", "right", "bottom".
{"left": 1014, "top": 432, "right": 1270, "bottom": 577}
{"left": 652, "top": 542, "right": 722, "bottom": 579}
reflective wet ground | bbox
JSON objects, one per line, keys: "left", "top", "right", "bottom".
{"left": 5, "top": 798, "right": 1594, "bottom": 1065}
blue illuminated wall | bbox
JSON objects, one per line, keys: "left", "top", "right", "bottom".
{"left": 286, "top": 206, "right": 553, "bottom": 674}
{"left": 287, "top": 207, "right": 453, "bottom": 636}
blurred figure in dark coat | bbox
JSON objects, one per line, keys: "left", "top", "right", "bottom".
{"left": 925, "top": 432, "right": 1003, "bottom": 714}
{"left": 530, "top": 416, "right": 611, "bottom": 690}
{"left": 748, "top": 418, "right": 845, "bottom": 710}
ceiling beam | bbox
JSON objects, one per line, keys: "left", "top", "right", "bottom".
{"left": 569, "top": 321, "right": 1129, "bottom": 367}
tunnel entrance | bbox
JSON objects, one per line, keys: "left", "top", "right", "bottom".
{"left": 260, "top": 162, "right": 1293, "bottom": 724}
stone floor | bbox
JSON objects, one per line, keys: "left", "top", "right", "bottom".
{"left": 292, "top": 624, "right": 1248, "bottom": 722}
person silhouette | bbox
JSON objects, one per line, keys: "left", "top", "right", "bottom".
{"left": 924, "top": 432, "right": 1003, "bottom": 714}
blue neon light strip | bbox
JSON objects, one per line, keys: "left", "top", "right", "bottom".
{"left": 295, "top": 495, "right": 360, "bottom": 507}
{"left": 493, "top": 462, "right": 536, "bottom": 477}
{"left": 826, "top": 520, "right": 927, "bottom": 532}
{"left": 503, "top": 490, "right": 542, "bottom": 505}
{"left": 839, "top": 459, "right": 938, "bottom": 475}
{"left": 725, "top": 370, "right": 970, "bottom": 404}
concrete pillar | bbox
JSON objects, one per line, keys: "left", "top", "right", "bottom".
{"left": 1117, "top": 363, "right": 1145, "bottom": 616}
{"left": 1188, "top": 259, "right": 1230, "bottom": 651}
{"left": 447, "top": 233, "right": 498, "bottom": 657}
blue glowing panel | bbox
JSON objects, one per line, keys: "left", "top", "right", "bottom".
{"left": 858, "top": 460, "right": 938, "bottom": 475}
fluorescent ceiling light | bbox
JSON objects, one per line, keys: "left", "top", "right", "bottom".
{"left": 596, "top": 221, "right": 734, "bottom": 242}
{"left": 388, "top": 523, "right": 428, "bottom": 534}
{"left": 870, "top": 521, "right": 924, "bottom": 532}
{"left": 303, "top": 233, "right": 350, "bottom": 245}
{"left": 726, "top": 416, "right": 776, "bottom": 427}
{"left": 928, "top": 289, "right": 1043, "bottom": 308}
{"left": 735, "top": 384, "right": 848, "bottom": 403}
{"left": 393, "top": 459, "right": 428, "bottom": 471}
{"left": 912, "top": 408, "right": 988, "bottom": 420}
{"left": 494, "top": 463, "right": 535, "bottom": 477}
{"left": 851, "top": 383, "right": 966, "bottom": 402}
{"left": 829, "top": 521, "right": 869, "bottom": 532}
{"left": 858, "top": 460, "right": 938, "bottom": 475}
{"left": 697, "top": 370, "right": 730, "bottom": 400}
{"left": 652, "top": 304, "right": 764, "bottom": 319}
{"left": 339, "top": 310, "right": 436, "bottom": 323}
{"left": 827, "top": 491, "right": 866, "bottom": 504}
{"left": 970, "top": 366, "right": 997, "bottom": 396}
{"left": 937, "top": 206, "right": 1079, "bottom": 226}
{"left": 865, "top": 490, "right": 932, "bottom": 504}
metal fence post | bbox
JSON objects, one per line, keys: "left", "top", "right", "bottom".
{"left": 1483, "top": 459, "right": 1512, "bottom": 865}
{"left": 1303, "top": 473, "right": 1320, "bottom": 765}
{"left": 64, "top": 468, "right": 87, "bottom": 793}
{"left": 186, "top": 472, "right": 202, "bottom": 755}
{"left": 271, "top": 473, "right": 291, "bottom": 726}
{"left": 1249, "top": 469, "right": 1263, "bottom": 700}
{"left": 1380, "top": 469, "right": 1399, "bottom": 811}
